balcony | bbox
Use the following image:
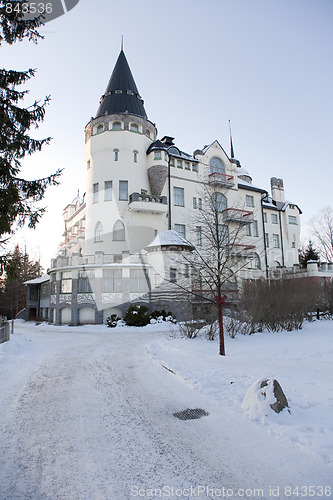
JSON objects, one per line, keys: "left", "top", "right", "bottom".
{"left": 222, "top": 208, "right": 254, "bottom": 224}
{"left": 128, "top": 192, "right": 168, "bottom": 214}
{"left": 225, "top": 244, "right": 256, "bottom": 257}
{"left": 208, "top": 172, "right": 234, "bottom": 188}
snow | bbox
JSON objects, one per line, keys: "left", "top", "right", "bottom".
{"left": 24, "top": 273, "right": 50, "bottom": 285}
{"left": 0, "top": 319, "right": 332, "bottom": 499}
{"left": 145, "top": 229, "right": 194, "bottom": 249}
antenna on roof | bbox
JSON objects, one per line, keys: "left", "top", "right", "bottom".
{"left": 121, "top": 35, "right": 124, "bottom": 51}
{"left": 229, "top": 120, "right": 235, "bottom": 159}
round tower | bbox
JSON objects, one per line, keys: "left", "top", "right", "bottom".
{"left": 84, "top": 49, "right": 158, "bottom": 256}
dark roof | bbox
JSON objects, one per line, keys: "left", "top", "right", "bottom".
{"left": 96, "top": 50, "right": 147, "bottom": 119}
{"left": 146, "top": 140, "right": 197, "bottom": 161}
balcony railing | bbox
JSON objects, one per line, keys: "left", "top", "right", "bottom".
{"left": 208, "top": 172, "right": 234, "bottom": 187}
{"left": 225, "top": 244, "right": 256, "bottom": 256}
{"left": 222, "top": 208, "right": 254, "bottom": 224}
{"left": 128, "top": 192, "right": 168, "bottom": 213}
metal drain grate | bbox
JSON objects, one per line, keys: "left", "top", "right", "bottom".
{"left": 173, "top": 408, "right": 209, "bottom": 420}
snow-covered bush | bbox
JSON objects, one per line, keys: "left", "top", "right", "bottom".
{"left": 124, "top": 305, "right": 150, "bottom": 327}
{"left": 105, "top": 314, "right": 121, "bottom": 328}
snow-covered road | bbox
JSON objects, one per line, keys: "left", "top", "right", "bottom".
{"left": 0, "top": 322, "right": 332, "bottom": 499}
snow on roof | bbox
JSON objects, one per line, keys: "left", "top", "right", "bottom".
{"left": 146, "top": 229, "right": 194, "bottom": 249}
{"left": 24, "top": 274, "right": 50, "bottom": 285}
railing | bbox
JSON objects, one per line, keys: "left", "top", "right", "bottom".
{"left": 51, "top": 252, "right": 149, "bottom": 269}
{"left": 0, "top": 317, "right": 11, "bottom": 344}
{"left": 222, "top": 208, "right": 254, "bottom": 224}
{"left": 208, "top": 172, "right": 234, "bottom": 187}
{"left": 129, "top": 192, "right": 167, "bottom": 205}
{"left": 225, "top": 244, "right": 256, "bottom": 256}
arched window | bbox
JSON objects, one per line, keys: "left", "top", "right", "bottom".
{"left": 130, "top": 123, "right": 139, "bottom": 132}
{"left": 113, "top": 220, "right": 125, "bottom": 241}
{"left": 96, "top": 124, "right": 103, "bottom": 134}
{"left": 249, "top": 253, "right": 261, "bottom": 269}
{"left": 133, "top": 150, "right": 138, "bottom": 163}
{"left": 95, "top": 222, "right": 103, "bottom": 242}
{"left": 210, "top": 157, "right": 225, "bottom": 175}
{"left": 273, "top": 260, "right": 281, "bottom": 268}
{"left": 211, "top": 192, "right": 227, "bottom": 212}
{"left": 112, "top": 121, "right": 122, "bottom": 130}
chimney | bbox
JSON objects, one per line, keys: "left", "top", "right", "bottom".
{"left": 161, "top": 136, "right": 175, "bottom": 146}
{"left": 270, "top": 177, "right": 285, "bottom": 203}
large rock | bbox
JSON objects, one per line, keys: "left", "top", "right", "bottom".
{"left": 260, "top": 378, "right": 289, "bottom": 413}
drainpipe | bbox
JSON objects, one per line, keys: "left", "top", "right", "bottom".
{"left": 168, "top": 154, "right": 172, "bottom": 230}
{"left": 278, "top": 210, "right": 285, "bottom": 267}
{"left": 261, "top": 194, "right": 269, "bottom": 280}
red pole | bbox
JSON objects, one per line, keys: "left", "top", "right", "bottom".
{"left": 217, "top": 293, "right": 227, "bottom": 356}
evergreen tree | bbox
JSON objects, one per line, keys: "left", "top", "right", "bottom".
{"left": 0, "top": 2, "right": 61, "bottom": 269}
{"left": 299, "top": 241, "right": 320, "bottom": 268}
{"left": 0, "top": 244, "right": 42, "bottom": 318}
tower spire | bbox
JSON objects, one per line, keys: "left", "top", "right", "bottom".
{"left": 121, "top": 35, "right": 124, "bottom": 51}
{"left": 229, "top": 120, "right": 235, "bottom": 159}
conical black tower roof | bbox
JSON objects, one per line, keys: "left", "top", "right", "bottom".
{"left": 96, "top": 50, "right": 147, "bottom": 119}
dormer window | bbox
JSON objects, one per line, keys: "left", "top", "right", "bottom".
{"left": 96, "top": 124, "right": 103, "bottom": 134}
{"left": 146, "top": 130, "right": 151, "bottom": 139}
{"left": 112, "top": 122, "right": 122, "bottom": 130}
{"left": 114, "top": 90, "right": 122, "bottom": 94}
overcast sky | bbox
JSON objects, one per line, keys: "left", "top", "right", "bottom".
{"left": 2, "top": 0, "right": 333, "bottom": 269}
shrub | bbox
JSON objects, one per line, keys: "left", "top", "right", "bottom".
{"left": 124, "top": 305, "right": 150, "bottom": 327}
{"left": 106, "top": 314, "right": 120, "bottom": 328}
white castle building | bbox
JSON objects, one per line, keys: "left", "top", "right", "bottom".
{"left": 25, "top": 49, "right": 302, "bottom": 324}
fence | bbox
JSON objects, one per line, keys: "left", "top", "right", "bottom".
{"left": 0, "top": 317, "right": 11, "bottom": 344}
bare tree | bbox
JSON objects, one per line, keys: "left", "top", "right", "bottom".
{"left": 161, "top": 184, "right": 261, "bottom": 355}
{"left": 309, "top": 206, "right": 333, "bottom": 262}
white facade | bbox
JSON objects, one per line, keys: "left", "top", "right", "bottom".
{"left": 48, "top": 49, "right": 301, "bottom": 324}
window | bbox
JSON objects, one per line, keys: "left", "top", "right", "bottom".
{"left": 288, "top": 215, "right": 297, "bottom": 225}
{"left": 216, "top": 224, "right": 229, "bottom": 245}
{"left": 210, "top": 157, "right": 225, "bottom": 175}
{"left": 174, "top": 224, "right": 186, "bottom": 238}
{"left": 95, "top": 222, "right": 103, "bottom": 242}
{"left": 273, "top": 234, "right": 280, "bottom": 248}
{"left": 246, "top": 223, "right": 252, "bottom": 236}
{"left": 114, "top": 149, "right": 119, "bottom": 161}
{"left": 112, "top": 122, "right": 122, "bottom": 130}
{"left": 96, "top": 124, "right": 103, "bottom": 134}
{"left": 170, "top": 158, "right": 175, "bottom": 167}
{"left": 263, "top": 212, "right": 267, "bottom": 222}
{"left": 130, "top": 269, "right": 149, "bottom": 292}
{"left": 177, "top": 160, "right": 182, "bottom": 169}
{"left": 50, "top": 275, "right": 57, "bottom": 295}
{"left": 193, "top": 197, "right": 197, "bottom": 209}
{"left": 170, "top": 268, "right": 177, "bottom": 283}
{"left": 174, "top": 187, "right": 184, "bottom": 207}
{"left": 61, "top": 272, "right": 72, "bottom": 293}
{"left": 87, "top": 160, "right": 90, "bottom": 170}
{"left": 246, "top": 195, "right": 254, "bottom": 207}
{"left": 196, "top": 226, "right": 202, "bottom": 246}
{"left": 93, "top": 183, "right": 99, "bottom": 204}
{"left": 249, "top": 253, "right": 261, "bottom": 269}
{"left": 211, "top": 192, "right": 227, "bottom": 212}
{"left": 184, "top": 265, "right": 190, "bottom": 278}
{"left": 113, "top": 220, "right": 125, "bottom": 241}
{"left": 154, "top": 151, "right": 162, "bottom": 160}
{"left": 146, "top": 129, "right": 151, "bottom": 138}
{"left": 130, "top": 123, "right": 139, "bottom": 132}
{"left": 185, "top": 161, "right": 190, "bottom": 170}
{"left": 198, "top": 198, "right": 202, "bottom": 210}
{"left": 103, "top": 269, "right": 122, "bottom": 293}
{"left": 119, "top": 180, "right": 128, "bottom": 200}
{"left": 253, "top": 220, "right": 259, "bottom": 237}
{"left": 133, "top": 150, "right": 138, "bottom": 163}
{"left": 78, "top": 270, "right": 94, "bottom": 293}
{"left": 104, "top": 181, "right": 112, "bottom": 201}
{"left": 265, "top": 233, "right": 269, "bottom": 247}
{"left": 292, "top": 241, "right": 296, "bottom": 248}
{"left": 192, "top": 163, "right": 198, "bottom": 172}
{"left": 271, "top": 213, "right": 278, "bottom": 224}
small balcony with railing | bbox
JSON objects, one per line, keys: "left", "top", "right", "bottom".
{"left": 225, "top": 243, "right": 256, "bottom": 257}
{"left": 208, "top": 171, "right": 235, "bottom": 188}
{"left": 128, "top": 192, "right": 168, "bottom": 214}
{"left": 222, "top": 208, "right": 254, "bottom": 224}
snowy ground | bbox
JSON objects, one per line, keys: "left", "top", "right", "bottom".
{"left": 0, "top": 319, "right": 332, "bottom": 499}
